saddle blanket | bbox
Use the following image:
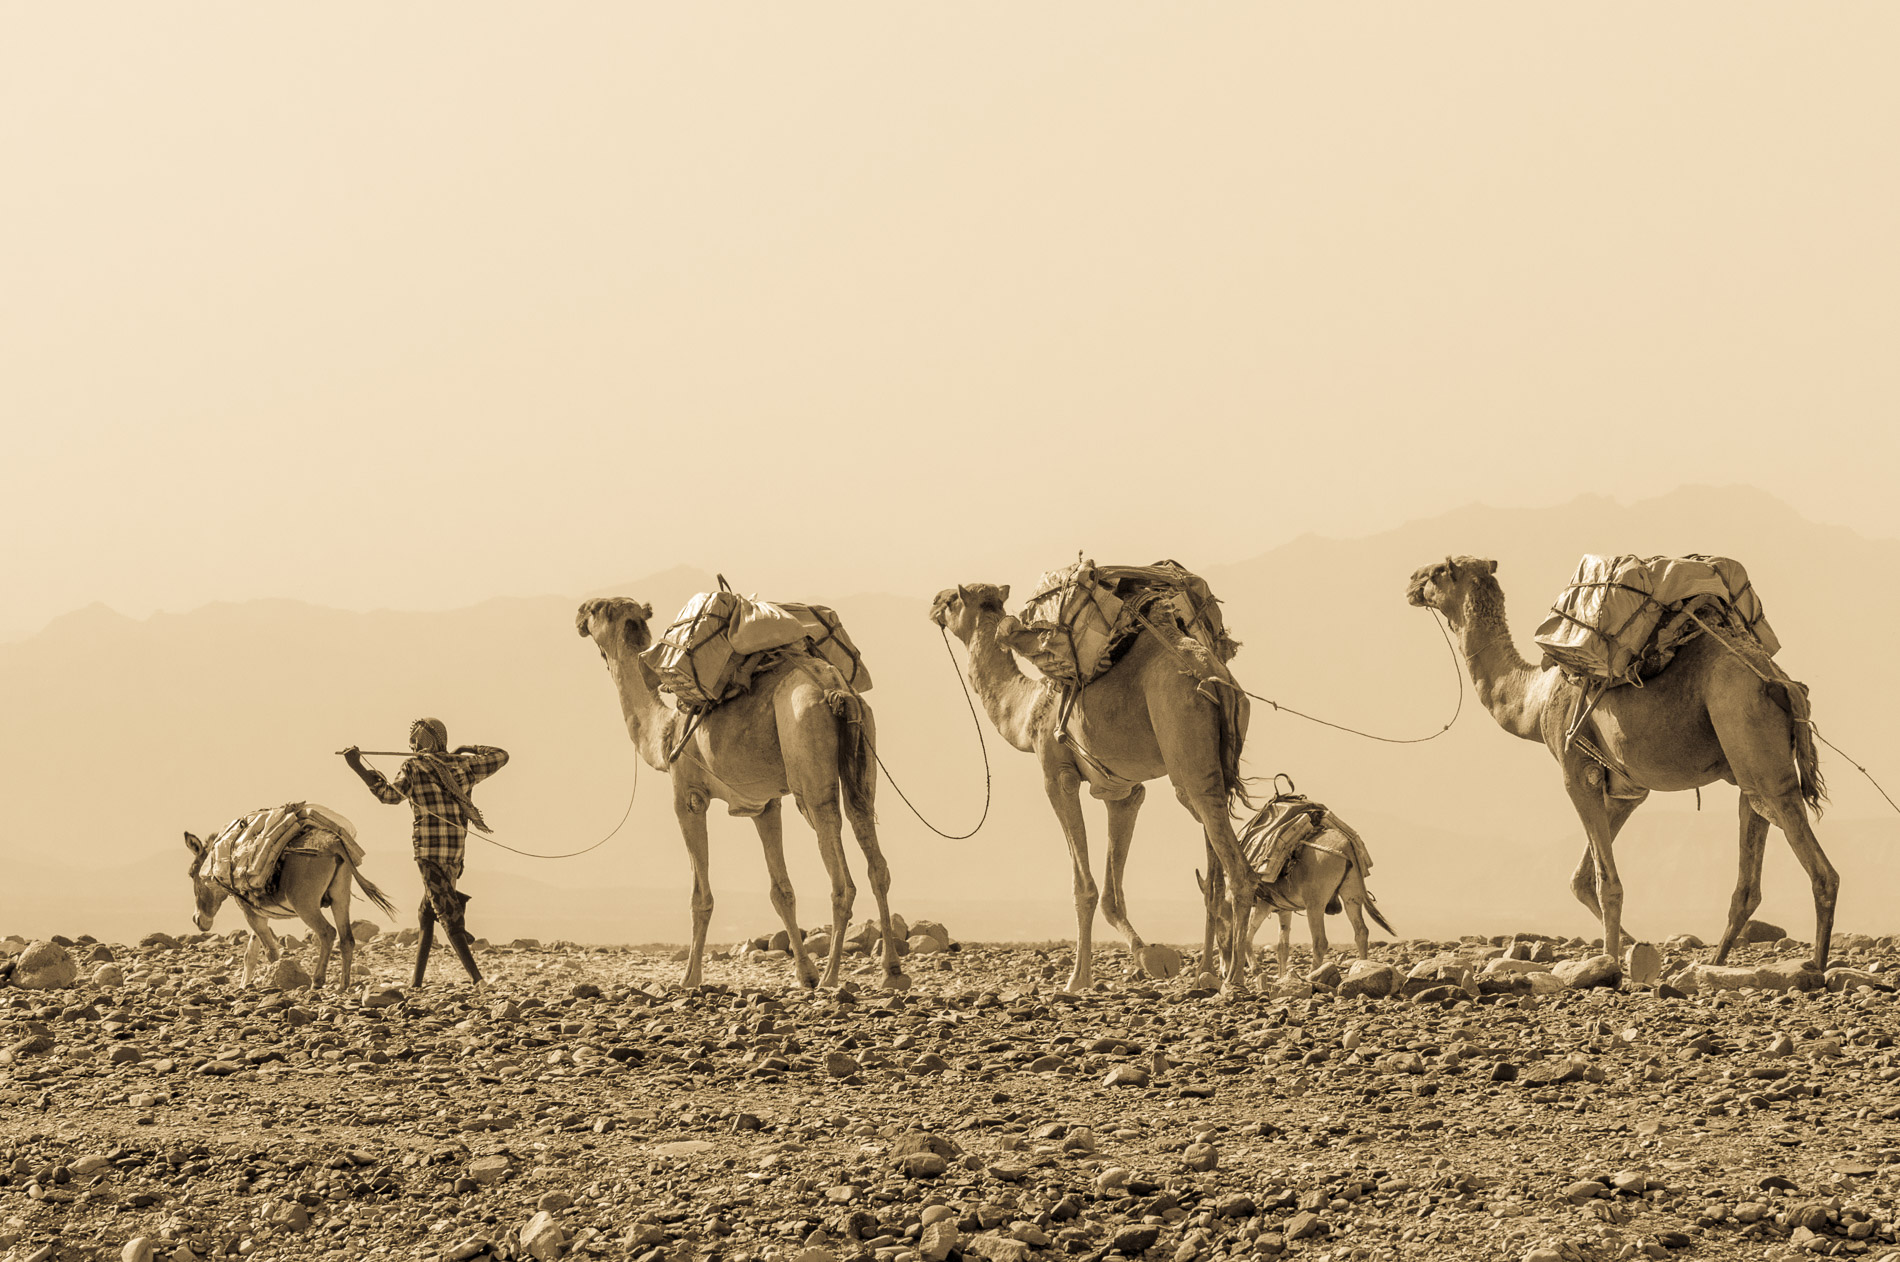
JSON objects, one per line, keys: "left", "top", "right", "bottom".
{"left": 205, "top": 802, "right": 363, "bottom": 897}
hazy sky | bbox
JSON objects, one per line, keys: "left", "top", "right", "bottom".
{"left": 6, "top": 5, "right": 1898, "bottom": 638}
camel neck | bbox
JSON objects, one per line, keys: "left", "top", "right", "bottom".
{"left": 960, "top": 616, "right": 1045, "bottom": 753}
{"left": 1453, "top": 579, "right": 1548, "bottom": 742}
{"left": 598, "top": 646, "right": 675, "bottom": 771}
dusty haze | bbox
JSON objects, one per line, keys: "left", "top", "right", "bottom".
{"left": 3, "top": 9, "right": 1897, "bottom": 947}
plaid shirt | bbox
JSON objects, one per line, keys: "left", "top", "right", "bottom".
{"left": 363, "top": 746, "right": 508, "bottom": 876}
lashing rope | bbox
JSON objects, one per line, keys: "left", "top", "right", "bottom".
{"left": 869, "top": 626, "right": 993, "bottom": 840}
{"left": 360, "top": 754, "right": 637, "bottom": 859}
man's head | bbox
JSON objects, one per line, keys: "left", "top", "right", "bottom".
{"left": 410, "top": 717, "right": 448, "bottom": 753}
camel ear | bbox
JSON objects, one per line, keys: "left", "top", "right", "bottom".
{"left": 997, "top": 585, "right": 1010, "bottom": 603}
{"left": 1487, "top": 559, "right": 1498, "bottom": 575}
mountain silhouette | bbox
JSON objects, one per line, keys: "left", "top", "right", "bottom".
{"left": 4, "top": 485, "right": 1895, "bottom": 946}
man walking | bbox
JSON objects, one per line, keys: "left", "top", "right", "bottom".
{"left": 343, "top": 718, "right": 507, "bottom": 986}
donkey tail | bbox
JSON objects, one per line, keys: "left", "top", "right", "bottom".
{"left": 353, "top": 869, "right": 398, "bottom": 919}
{"left": 1363, "top": 889, "right": 1396, "bottom": 937}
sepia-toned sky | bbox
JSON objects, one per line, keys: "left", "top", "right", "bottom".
{"left": 4, "top": 4, "right": 1898, "bottom": 640}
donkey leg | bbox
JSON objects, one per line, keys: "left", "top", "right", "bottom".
{"left": 298, "top": 903, "right": 336, "bottom": 990}
{"left": 332, "top": 868, "right": 355, "bottom": 990}
{"left": 1276, "top": 911, "right": 1293, "bottom": 978}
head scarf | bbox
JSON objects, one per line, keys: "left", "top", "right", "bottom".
{"left": 405, "top": 717, "right": 491, "bottom": 832}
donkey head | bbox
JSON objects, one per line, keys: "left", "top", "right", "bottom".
{"left": 183, "top": 832, "right": 229, "bottom": 932}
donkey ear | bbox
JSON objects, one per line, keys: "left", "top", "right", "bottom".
{"left": 184, "top": 831, "right": 204, "bottom": 855}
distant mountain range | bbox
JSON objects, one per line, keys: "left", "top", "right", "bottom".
{"left": 5, "top": 485, "right": 1896, "bottom": 947}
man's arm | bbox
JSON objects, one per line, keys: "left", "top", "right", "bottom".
{"left": 454, "top": 745, "right": 510, "bottom": 786}
{"left": 343, "top": 746, "right": 408, "bottom": 805}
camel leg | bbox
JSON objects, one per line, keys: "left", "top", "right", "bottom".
{"left": 676, "top": 793, "right": 715, "bottom": 989}
{"left": 1749, "top": 791, "right": 1838, "bottom": 970}
{"left": 1099, "top": 784, "right": 1151, "bottom": 966}
{"left": 1276, "top": 910, "right": 1293, "bottom": 978}
{"left": 1564, "top": 771, "right": 1648, "bottom": 963}
{"left": 1715, "top": 793, "right": 1771, "bottom": 964}
{"left": 1042, "top": 762, "right": 1099, "bottom": 992}
{"left": 413, "top": 902, "right": 435, "bottom": 988}
{"left": 1200, "top": 840, "right": 1225, "bottom": 977}
{"left": 753, "top": 800, "right": 822, "bottom": 990}
{"left": 843, "top": 796, "right": 908, "bottom": 991}
{"left": 1710, "top": 706, "right": 1839, "bottom": 968}
{"left": 1567, "top": 792, "right": 1646, "bottom": 923}
{"left": 792, "top": 789, "right": 856, "bottom": 991}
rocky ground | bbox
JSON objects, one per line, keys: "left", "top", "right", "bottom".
{"left": 2, "top": 923, "right": 1899, "bottom": 1262}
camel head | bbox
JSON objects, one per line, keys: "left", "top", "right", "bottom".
{"left": 183, "top": 831, "right": 227, "bottom": 932}
{"left": 1405, "top": 556, "right": 1498, "bottom": 623}
{"left": 576, "top": 597, "right": 655, "bottom": 660}
{"left": 929, "top": 583, "right": 1010, "bottom": 644}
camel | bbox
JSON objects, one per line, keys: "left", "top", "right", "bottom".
{"left": 576, "top": 597, "right": 906, "bottom": 991}
{"left": 1200, "top": 835, "right": 1394, "bottom": 978}
{"left": 183, "top": 830, "right": 397, "bottom": 989}
{"left": 930, "top": 583, "right": 1258, "bottom": 991}
{"left": 1405, "top": 556, "right": 1837, "bottom": 971}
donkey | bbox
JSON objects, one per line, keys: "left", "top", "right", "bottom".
{"left": 184, "top": 830, "right": 396, "bottom": 990}
{"left": 1200, "top": 832, "right": 1394, "bottom": 978}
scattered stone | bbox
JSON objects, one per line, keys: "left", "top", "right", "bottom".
{"left": 12, "top": 941, "right": 78, "bottom": 990}
{"left": 1103, "top": 1064, "right": 1150, "bottom": 1088}
{"left": 1552, "top": 954, "right": 1619, "bottom": 989}
{"left": 1338, "top": 960, "right": 1399, "bottom": 999}
{"left": 264, "top": 956, "right": 311, "bottom": 990}
{"left": 1623, "top": 941, "right": 1662, "bottom": 986}
{"left": 519, "top": 1211, "right": 565, "bottom": 1261}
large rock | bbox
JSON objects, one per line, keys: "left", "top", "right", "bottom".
{"left": 1741, "top": 919, "right": 1787, "bottom": 944}
{"left": 351, "top": 920, "right": 380, "bottom": 944}
{"left": 1681, "top": 964, "right": 1760, "bottom": 992}
{"left": 265, "top": 956, "right": 313, "bottom": 991}
{"left": 12, "top": 941, "right": 78, "bottom": 990}
{"left": 519, "top": 1212, "right": 565, "bottom": 1262}
{"left": 1754, "top": 960, "right": 1825, "bottom": 992}
{"left": 1623, "top": 942, "right": 1663, "bottom": 986}
{"left": 1552, "top": 954, "right": 1620, "bottom": 989}
{"left": 1338, "top": 960, "right": 1399, "bottom": 1000}
{"left": 1826, "top": 967, "right": 1893, "bottom": 993}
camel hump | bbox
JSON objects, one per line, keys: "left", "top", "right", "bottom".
{"left": 1535, "top": 553, "right": 1779, "bottom": 687}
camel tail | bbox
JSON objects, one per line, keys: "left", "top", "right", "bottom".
{"left": 1206, "top": 677, "right": 1255, "bottom": 815}
{"left": 353, "top": 869, "right": 398, "bottom": 919}
{"left": 1784, "top": 674, "right": 1827, "bottom": 817}
{"left": 828, "top": 689, "right": 877, "bottom": 823}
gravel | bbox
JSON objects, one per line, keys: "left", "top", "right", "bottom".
{"left": 1, "top": 929, "right": 1898, "bottom": 1262}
